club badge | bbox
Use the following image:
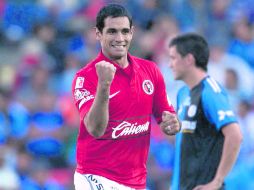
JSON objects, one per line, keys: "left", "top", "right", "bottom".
{"left": 142, "top": 80, "right": 154, "bottom": 95}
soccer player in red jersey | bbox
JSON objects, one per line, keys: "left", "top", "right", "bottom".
{"left": 71, "top": 4, "right": 181, "bottom": 190}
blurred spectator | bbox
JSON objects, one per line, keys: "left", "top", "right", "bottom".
{"left": 150, "top": 15, "right": 183, "bottom": 107}
{"left": 16, "top": 148, "right": 34, "bottom": 186}
{"left": 59, "top": 53, "right": 81, "bottom": 95}
{"left": 58, "top": 52, "right": 81, "bottom": 128}
{"left": 0, "top": 64, "right": 16, "bottom": 91}
{"left": 0, "top": 145, "right": 20, "bottom": 190}
{"left": 147, "top": 117, "right": 175, "bottom": 190}
{"left": 14, "top": 37, "right": 51, "bottom": 94}
{"left": 227, "top": 0, "right": 254, "bottom": 24}
{"left": 204, "top": 0, "right": 233, "bottom": 45}
{"left": 19, "top": 159, "right": 65, "bottom": 190}
{"left": 228, "top": 18, "right": 254, "bottom": 69}
{"left": 208, "top": 43, "right": 254, "bottom": 103}
{"left": 225, "top": 100, "right": 254, "bottom": 190}
{"left": 147, "top": 137, "right": 175, "bottom": 190}
{"left": 78, "top": 0, "right": 105, "bottom": 22}
{"left": 32, "top": 22, "right": 66, "bottom": 73}
{"left": 15, "top": 66, "right": 57, "bottom": 112}
{"left": 224, "top": 68, "right": 242, "bottom": 110}
{"left": 26, "top": 91, "right": 67, "bottom": 168}
{"left": 67, "top": 23, "right": 100, "bottom": 64}
{"left": 0, "top": 89, "right": 10, "bottom": 143}
{"left": 0, "top": 0, "right": 6, "bottom": 19}
{"left": 3, "top": 1, "right": 48, "bottom": 42}
{"left": 0, "top": 87, "right": 30, "bottom": 142}
{"left": 38, "top": 0, "right": 86, "bottom": 28}
{"left": 129, "top": 0, "right": 160, "bottom": 30}
{"left": 237, "top": 100, "right": 254, "bottom": 157}
{"left": 8, "top": 98, "right": 30, "bottom": 139}
{"left": 169, "top": 0, "right": 197, "bottom": 32}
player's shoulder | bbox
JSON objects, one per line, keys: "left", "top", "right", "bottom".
{"left": 201, "top": 76, "right": 229, "bottom": 102}
{"left": 179, "top": 85, "right": 189, "bottom": 94}
{"left": 202, "top": 76, "right": 225, "bottom": 94}
{"left": 177, "top": 85, "right": 189, "bottom": 99}
{"left": 131, "top": 55, "right": 158, "bottom": 69}
{"left": 76, "top": 59, "right": 97, "bottom": 77}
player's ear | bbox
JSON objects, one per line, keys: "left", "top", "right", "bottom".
{"left": 95, "top": 27, "right": 102, "bottom": 40}
{"left": 130, "top": 26, "right": 134, "bottom": 35}
{"left": 186, "top": 53, "right": 195, "bottom": 66}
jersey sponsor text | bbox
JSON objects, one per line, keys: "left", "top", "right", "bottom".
{"left": 112, "top": 121, "right": 150, "bottom": 139}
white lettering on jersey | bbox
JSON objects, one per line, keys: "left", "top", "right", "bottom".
{"left": 181, "top": 120, "right": 197, "bottom": 133}
{"left": 112, "top": 121, "right": 150, "bottom": 139}
{"left": 75, "top": 77, "right": 85, "bottom": 89}
{"left": 74, "top": 89, "right": 90, "bottom": 100}
{"left": 78, "top": 95, "right": 95, "bottom": 109}
{"left": 218, "top": 110, "right": 234, "bottom": 121}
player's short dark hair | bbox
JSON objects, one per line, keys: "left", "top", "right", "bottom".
{"left": 169, "top": 33, "right": 209, "bottom": 71}
{"left": 96, "top": 4, "right": 132, "bottom": 32}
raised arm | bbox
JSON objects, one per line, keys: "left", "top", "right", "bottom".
{"left": 84, "top": 61, "right": 116, "bottom": 137}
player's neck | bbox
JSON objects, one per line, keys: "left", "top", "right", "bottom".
{"left": 185, "top": 69, "right": 207, "bottom": 89}
{"left": 115, "top": 58, "right": 129, "bottom": 68}
{"left": 101, "top": 50, "right": 129, "bottom": 68}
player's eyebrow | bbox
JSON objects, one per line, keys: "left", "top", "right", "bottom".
{"left": 106, "top": 28, "right": 130, "bottom": 33}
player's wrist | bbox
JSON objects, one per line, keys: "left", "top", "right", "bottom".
{"left": 98, "top": 80, "right": 112, "bottom": 88}
{"left": 213, "top": 177, "right": 223, "bottom": 188}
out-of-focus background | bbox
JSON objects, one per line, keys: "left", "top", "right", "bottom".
{"left": 0, "top": 0, "right": 254, "bottom": 189}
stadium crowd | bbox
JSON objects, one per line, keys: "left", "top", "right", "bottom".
{"left": 0, "top": 0, "right": 254, "bottom": 189}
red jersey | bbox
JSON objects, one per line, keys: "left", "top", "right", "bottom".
{"left": 72, "top": 52, "right": 175, "bottom": 189}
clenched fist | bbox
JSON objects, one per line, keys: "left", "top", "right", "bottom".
{"left": 96, "top": 61, "right": 116, "bottom": 86}
{"left": 160, "top": 111, "right": 181, "bottom": 135}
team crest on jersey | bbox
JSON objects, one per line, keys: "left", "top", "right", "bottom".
{"left": 75, "top": 77, "right": 84, "bottom": 89}
{"left": 188, "top": 104, "right": 197, "bottom": 117}
{"left": 74, "top": 89, "right": 90, "bottom": 100}
{"left": 142, "top": 80, "right": 154, "bottom": 95}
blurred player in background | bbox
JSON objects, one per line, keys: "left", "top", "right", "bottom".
{"left": 168, "top": 33, "right": 242, "bottom": 190}
{"left": 71, "top": 4, "right": 181, "bottom": 190}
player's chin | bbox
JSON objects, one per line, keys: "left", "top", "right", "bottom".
{"left": 174, "top": 74, "right": 181, "bottom": 81}
{"left": 111, "top": 52, "right": 126, "bottom": 60}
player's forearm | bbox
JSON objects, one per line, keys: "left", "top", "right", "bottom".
{"left": 213, "top": 127, "right": 242, "bottom": 185}
{"left": 84, "top": 83, "right": 110, "bottom": 137}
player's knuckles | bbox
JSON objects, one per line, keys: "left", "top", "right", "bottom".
{"left": 162, "top": 115, "right": 170, "bottom": 122}
{"left": 172, "top": 119, "right": 178, "bottom": 125}
{"left": 162, "top": 116, "right": 167, "bottom": 122}
{"left": 162, "top": 111, "right": 171, "bottom": 118}
{"left": 95, "top": 61, "right": 105, "bottom": 67}
{"left": 167, "top": 118, "right": 175, "bottom": 124}
{"left": 96, "top": 61, "right": 113, "bottom": 68}
{"left": 169, "top": 114, "right": 177, "bottom": 120}
{"left": 163, "top": 126, "right": 170, "bottom": 132}
{"left": 162, "top": 113, "right": 173, "bottom": 120}
{"left": 163, "top": 120, "right": 171, "bottom": 125}
{"left": 160, "top": 122, "right": 168, "bottom": 128}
